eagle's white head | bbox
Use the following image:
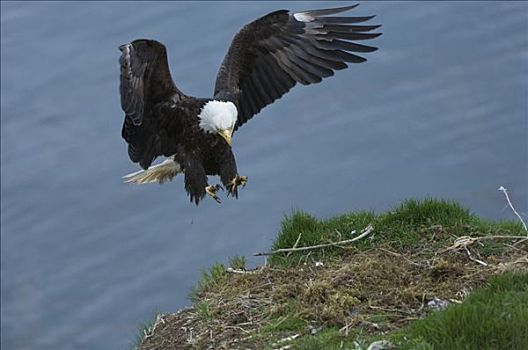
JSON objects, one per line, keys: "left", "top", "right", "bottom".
{"left": 198, "top": 100, "right": 238, "bottom": 146}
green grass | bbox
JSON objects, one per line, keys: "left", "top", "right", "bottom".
{"left": 195, "top": 300, "right": 214, "bottom": 320}
{"left": 228, "top": 255, "right": 246, "bottom": 270}
{"left": 270, "top": 198, "right": 526, "bottom": 266}
{"left": 190, "top": 262, "right": 226, "bottom": 302}
{"left": 393, "top": 272, "right": 528, "bottom": 350}
{"left": 261, "top": 315, "right": 306, "bottom": 334}
{"left": 382, "top": 198, "right": 472, "bottom": 227}
{"left": 282, "top": 327, "right": 374, "bottom": 350}
{"left": 293, "top": 328, "right": 353, "bottom": 349}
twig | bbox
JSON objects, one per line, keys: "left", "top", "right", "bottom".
{"left": 226, "top": 267, "right": 262, "bottom": 275}
{"left": 287, "top": 232, "right": 303, "bottom": 257}
{"left": 368, "top": 304, "right": 414, "bottom": 315}
{"left": 143, "top": 314, "right": 166, "bottom": 340}
{"left": 511, "top": 256, "right": 528, "bottom": 265}
{"left": 498, "top": 186, "right": 527, "bottom": 232}
{"left": 464, "top": 245, "right": 488, "bottom": 266}
{"left": 180, "top": 326, "right": 194, "bottom": 344}
{"left": 378, "top": 247, "right": 424, "bottom": 267}
{"left": 273, "top": 334, "right": 300, "bottom": 345}
{"left": 339, "top": 323, "right": 352, "bottom": 336}
{"left": 442, "top": 235, "right": 526, "bottom": 253}
{"left": 254, "top": 225, "right": 374, "bottom": 256}
{"left": 221, "top": 325, "right": 252, "bottom": 334}
{"left": 417, "top": 293, "right": 427, "bottom": 312}
{"left": 497, "top": 256, "right": 528, "bottom": 271}
{"left": 513, "top": 237, "right": 528, "bottom": 246}
{"left": 394, "top": 316, "right": 419, "bottom": 324}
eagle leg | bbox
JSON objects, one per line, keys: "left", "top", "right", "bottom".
{"left": 227, "top": 175, "right": 248, "bottom": 198}
{"left": 205, "top": 184, "right": 223, "bottom": 203}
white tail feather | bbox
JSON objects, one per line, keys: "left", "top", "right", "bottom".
{"left": 123, "top": 157, "right": 182, "bottom": 184}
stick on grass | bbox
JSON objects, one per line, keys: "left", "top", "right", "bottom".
{"left": 254, "top": 224, "right": 374, "bottom": 256}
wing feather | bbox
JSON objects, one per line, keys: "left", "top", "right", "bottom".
{"left": 315, "top": 31, "right": 382, "bottom": 41}
{"left": 213, "top": 4, "right": 381, "bottom": 129}
{"left": 315, "top": 15, "right": 376, "bottom": 24}
{"left": 119, "top": 39, "right": 185, "bottom": 169}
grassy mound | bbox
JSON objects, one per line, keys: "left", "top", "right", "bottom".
{"left": 135, "top": 199, "right": 527, "bottom": 350}
{"left": 394, "top": 272, "right": 528, "bottom": 349}
{"left": 271, "top": 198, "right": 521, "bottom": 266}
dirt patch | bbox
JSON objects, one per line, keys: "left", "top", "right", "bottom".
{"left": 137, "top": 236, "right": 527, "bottom": 350}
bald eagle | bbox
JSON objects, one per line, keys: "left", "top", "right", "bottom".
{"left": 119, "top": 4, "right": 381, "bottom": 205}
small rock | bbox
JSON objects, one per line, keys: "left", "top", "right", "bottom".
{"left": 367, "top": 340, "right": 396, "bottom": 350}
{"left": 427, "top": 297, "right": 449, "bottom": 310}
{"left": 308, "top": 324, "right": 321, "bottom": 335}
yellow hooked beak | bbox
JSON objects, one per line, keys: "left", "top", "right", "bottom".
{"left": 218, "top": 128, "right": 233, "bottom": 146}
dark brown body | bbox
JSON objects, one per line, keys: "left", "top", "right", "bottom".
{"left": 123, "top": 94, "right": 238, "bottom": 204}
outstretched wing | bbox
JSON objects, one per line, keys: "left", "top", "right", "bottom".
{"left": 213, "top": 4, "right": 381, "bottom": 130}
{"left": 119, "top": 39, "right": 185, "bottom": 169}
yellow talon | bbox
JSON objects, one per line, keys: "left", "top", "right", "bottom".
{"left": 228, "top": 175, "right": 248, "bottom": 197}
{"left": 237, "top": 175, "right": 248, "bottom": 188}
{"left": 205, "top": 184, "right": 222, "bottom": 203}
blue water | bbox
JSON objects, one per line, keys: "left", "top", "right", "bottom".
{"left": 1, "top": 2, "right": 527, "bottom": 349}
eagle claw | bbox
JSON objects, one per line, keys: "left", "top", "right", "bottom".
{"left": 205, "top": 184, "right": 222, "bottom": 203}
{"left": 228, "top": 175, "right": 248, "bottom": 198}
